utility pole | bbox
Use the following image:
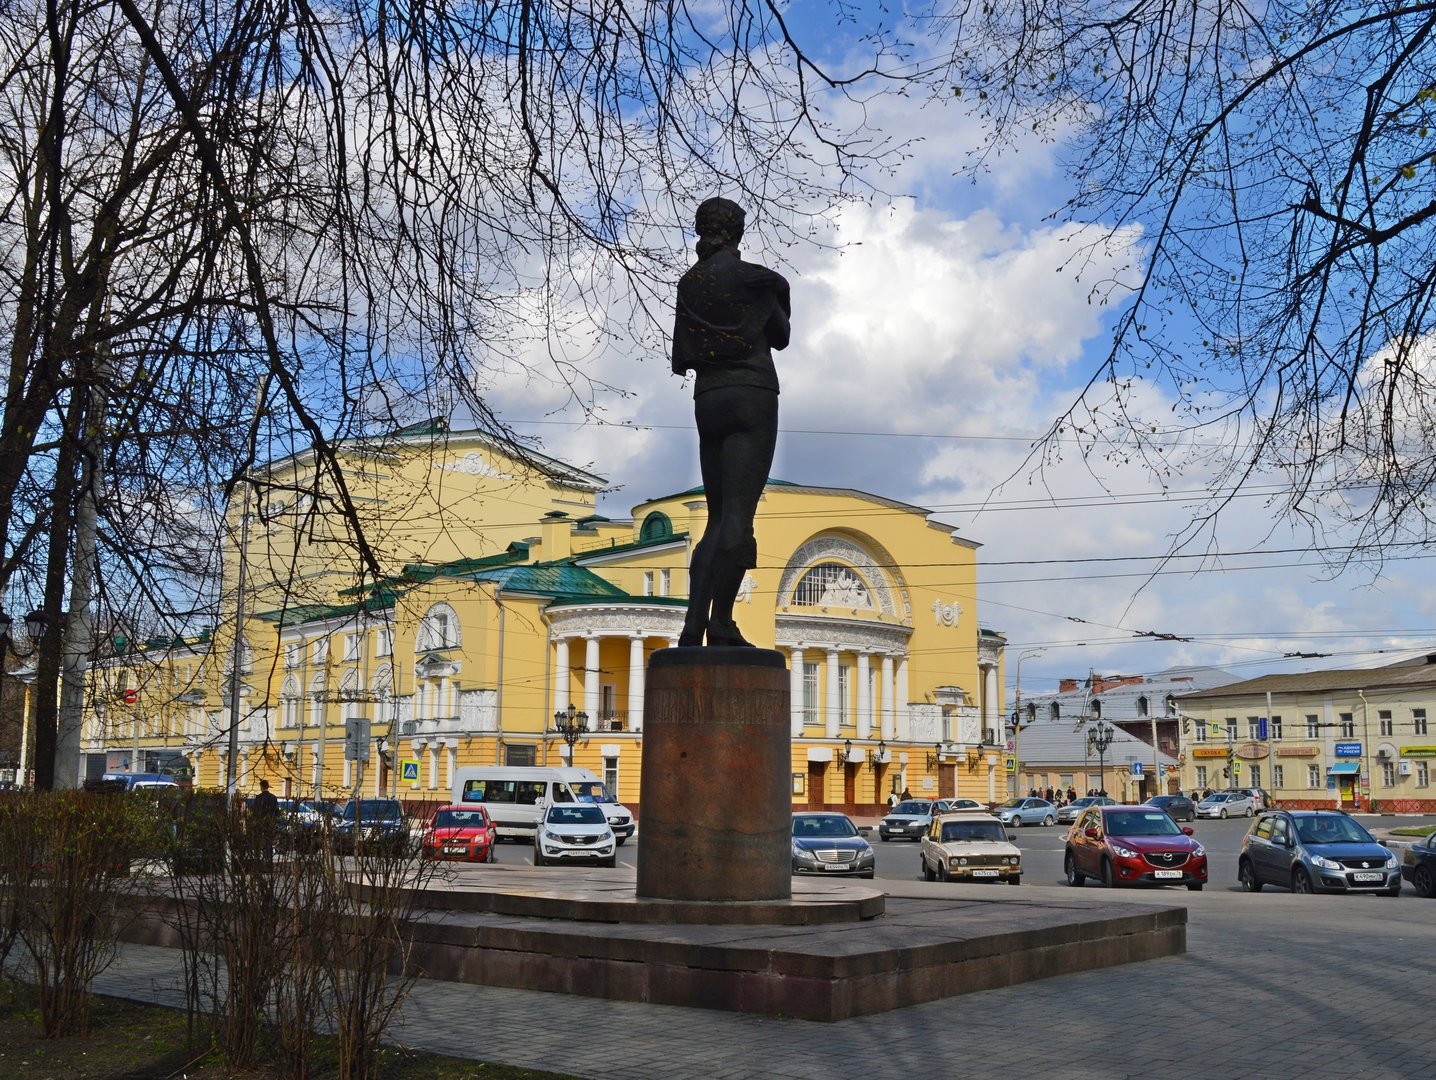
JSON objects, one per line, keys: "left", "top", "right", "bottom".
{"left": 1010, "top": 648, "right": 1046, "bottom": 797}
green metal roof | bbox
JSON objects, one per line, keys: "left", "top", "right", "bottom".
{"left": 469, "top": 562, "right": 629, "bottom": 599}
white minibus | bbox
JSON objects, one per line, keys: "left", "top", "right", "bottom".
{"left": 450, "top": 766, "right": 635, "bottom": 844}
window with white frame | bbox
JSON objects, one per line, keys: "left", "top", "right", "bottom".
{"left": 1306, "top": 714, "right": 1320, "bottom": 739}
{"left": 604, "top": 756, "right": 619, "bottom": 796}
{"left": 1249, "top": 764, "right": 1262, "bottom": 788}
{"left": 1415, "top": 708, "right": 1429, "bottom": 736}
{"left": 311, "top": 637, "right": 329, "bottom": 664}
{"left": 1272, "top": 764, "right": 1284, "bottom": 788}
{"left": 285, "top": 642, "right": 301, "bottom": 668}
{"left": 1339, "top": 712, "right": 1355, "bottom": 738}
{"left": 802, "top": 665, "right": 819, "bottom": 727}
{"left": 343, "top": 632, "right": 361, "bottom": 662}
{"left": 1307, "top": 763, "right": 1321, "bottom": 788}
{"left": 1381, "top": 761, "right": 1396, "bottom": 786}
{"left": 376, "top": 627, "right": 393, "bottom": 657}
{"left": 1417, "top": 760, "right": 1430, "bottom": 788}
{"left": 418, "top": 605, "right": 459, "bottom": 650}
{"left": 642, "top": 571, "right": 654, "bottom": 596}
{"left": 1224, "top": 717, "right": 1237, "bottom": 741}
{"left": 1270, "top": 715, "right": 1282, "bottom": 740}
{"left": 1195, "top": 765, "right": 1208, "bottom": 788}
{"left": 660, "top": 569, "right": 671, "bottom": 596}
{"left": 1245, "top": 716, "right": 1260, "bottom": 739}
{"left": 1195, "top": 722, "right": 1207, "bottom": 743}
{"left": 1378, "top": 709, "right": 1393, "bottom": 737}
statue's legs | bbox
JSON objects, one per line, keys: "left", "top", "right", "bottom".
{"left": 680, "top": 387, "right": 777, "bottom": 646}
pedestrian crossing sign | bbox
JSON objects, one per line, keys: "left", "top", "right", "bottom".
{"left": 401, "top": 759, "right": 420, "bottom": 782}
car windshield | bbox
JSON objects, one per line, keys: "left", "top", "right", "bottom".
{"left": 998, "top": 798, "right": 1025, "bottom": 810}
{"left": 569, "top": 781, "right": 617, "bottom": 804}
{"left": 1202, "top": 793, "right": 1230, "bottom": 803}
{"left": 546, "top": 804, "right": 606, "bottom": 825}
{"left": 431, "top": 809, "right": 486, "bottom": 828}
{"left": 341, "top": 800, "right": 400, "bottom": 822}
{"left": 1295, "top": 816, "right": 1374, "bottom": 845}
{"left": 793, "top": 815, "right": 859, "bottom": 838}
{"left": 892, "top": 801, "right": 930, "bottom": 815}
{"left": 1104, "top": 810, "right": 1183, "bottom": 837}
{"left": 941, "top": 821, "right": 1007, "bottom": 843}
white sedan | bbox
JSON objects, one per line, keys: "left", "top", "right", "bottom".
{"left": 1195, "top": 791, "right": 1256, "bottom": 818}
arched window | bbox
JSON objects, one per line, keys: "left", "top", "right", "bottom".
{"left": 1049, "top": 702, "right": 1061, "bottom": 722}
{"left": 1136, "top": 696, "right": 1149, "bottom": 717}
{"left": 1091, "top": 700, "right": 1102, "bottom": 719}
{"left": 417, "top": 603, "right": 460, "bottom": 650}
{"left": 281, "top": 675, "right": 300, "bottom": 729}
{"left": 792, "top": 563, "right": 874, "bottom": 609}
{"left": 639, "top": 511, "right": 672, "bottom": 542}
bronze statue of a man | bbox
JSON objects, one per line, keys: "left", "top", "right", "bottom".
{"left": 671, "top": 198, "right": 790, "bottom": 647}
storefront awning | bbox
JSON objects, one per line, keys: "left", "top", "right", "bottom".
{"left": 1327, "top": 761, "right": 1360, "bottom": 775}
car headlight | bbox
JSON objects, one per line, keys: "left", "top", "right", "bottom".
{"left": 1385, "top": 853, "right": 1398, "bottom": 867}
{"left": 957, "top": 857, "right": 969, "bottom": 866}
{"left": 792, "top": 844, "right": 818, "bottom": 862}
{"left": 1311, "top": 854, "right": 1341, "bottom": 871}
{"left": 1111, "top": 844, "right": 1138, "bottom": 859}
{"left": 1193, "top": 844, "right": 1206, "bottom": 857}
{"left": 542, "top": 828, "right": 562, "bottom": 842}
{"left": 1008, "top": 856, "right": 1020, "bottom": 866}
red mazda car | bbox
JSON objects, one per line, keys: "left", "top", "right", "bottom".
{"left": 1064, "top": 804, "right": 1207, "bottom": 890}
{"left": 420, "top": 804, "right": 497, "bottom": 863}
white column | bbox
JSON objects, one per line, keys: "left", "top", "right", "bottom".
{"left": 825, "top": 648, "right": 841, "bottom": 738}
{"left": 553, "top": 636, "right": 571, "bottom": 715}
{"left": 789, "top": 648, "right": 805, "bottom": 736}
{"left": 896, "top": 655, "right": 910, "bottom": 741}
{"left": 628, "top": 635, "right": 646, "bottom": 732}
{"left": 983, "top": 664, "right": 999, "bottom": 745}
{"left": 856, "top": 652, "right": 873, "bottom": 739}
{"left": 583, "top": 634, "right": 601, "bottom": 726}
{"left": 444, "top": 740, "right": 456, "bottom": 791}
{"left": 881, "top": 653, "right": 896, "bottom": 741}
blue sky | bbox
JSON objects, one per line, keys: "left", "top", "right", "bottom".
{"left": 473, "top": 6, "right": 1436, "bottom": 698}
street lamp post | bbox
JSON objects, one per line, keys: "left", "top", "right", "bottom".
{"left": 553, "top": 703, "right": 589, "bottom": 762}
{"left": 1010, "top": 647, "right": 1046, "bottom": 797}
{"left": 1088, "top": 720, "right": 1115, "bottom": 796}
{"left": 0, "top": 609, "right": 51, "bottom": 789}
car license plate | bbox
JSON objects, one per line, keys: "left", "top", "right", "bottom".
{"left": 1153, "top": 869, "right": 1182, "bottom": 879}
{"left": 821, "top": 863, "right": 851, "bottom": 871}
{"left": 443, "top": 846, "right": 466, "bottom": 855}
{"left": 1353, "top": 872, "right": 1382, "bottom": 882}
{"left": 971, "top": 869, "right": 999, "bottom": 877}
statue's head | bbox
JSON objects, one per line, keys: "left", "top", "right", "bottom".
{"left": 694, "top": 197, "right": 745, "bottom": 257}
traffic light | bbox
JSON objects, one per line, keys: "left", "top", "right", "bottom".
{"left": 1222, "top": 766, "right": 1231, "bottom": 778}
{"left": 344, "top": 717, "right": 371, "bottom": 762}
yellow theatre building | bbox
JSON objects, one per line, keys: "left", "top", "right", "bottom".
{"left": 80, "top": 421, "right": 1008, "bottom": 816}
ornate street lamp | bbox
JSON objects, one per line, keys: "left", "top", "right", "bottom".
{"left": 925, "top": 742, "right": 943, "bottom": 770}
{"left": 837, "top": 738, "right": 853, "bottom": 766}
{"left": 1088, "top": 720, "right": 1115, "bottom": 796}
{"left": 553, "top": 703, "right": 589, "bottom": 759}
{"left": 0, "top": 608, "right": 50, "bottom": 657}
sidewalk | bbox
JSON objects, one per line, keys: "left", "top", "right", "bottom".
{"left": 93, "top": 874, "right": 1436, "bottom": 1080}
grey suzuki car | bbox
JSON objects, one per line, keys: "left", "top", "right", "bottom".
{"left": 1238, "top": 809, "right": 1400, "bottom": 895}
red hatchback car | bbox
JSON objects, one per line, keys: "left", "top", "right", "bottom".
{"left": 420, "top": 804, "right": 497, "bottom": 863}
{"left": 1065, "top": 804, "right": 1207, "bottom": 891}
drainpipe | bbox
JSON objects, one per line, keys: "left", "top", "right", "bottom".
{"left": 493, "top": 588, "right": 506, "bottom": 765}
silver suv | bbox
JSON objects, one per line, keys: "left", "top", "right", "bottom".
{"left": 1238, "top": 809, "right": 1400, "bottom": 895}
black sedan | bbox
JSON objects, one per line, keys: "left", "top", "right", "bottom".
{"left": 1144, "top": 794, "right": 1197, "bottom": 823}
{"left": 1401, "top": 830, "right": 1436, "bottom": 897}
{"left": 792, "top": 812, "right": 876, "bottom": 878}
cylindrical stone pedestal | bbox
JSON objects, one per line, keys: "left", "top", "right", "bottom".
{"left": 636, "top": 647, "right": 791, "bottom": 902}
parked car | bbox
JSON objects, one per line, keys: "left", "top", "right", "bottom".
{"left": 1239, "top": 809, "right": 1400, "bottom": 895}
{"left": 995, "top": 797, "right": 1057, "bottom": 827}
{"left": 1065, "top": 804, "right": 1208, "bottom": 890}
{"left": 935, "top": 798, "right": 985, "bottom": 813}
{"left": 1401, "top": 830, "right": 1436, "bottom": 897}
{"left": 879, "top": 799, "right": 941, "bottom": 841}
{"left": 1144, "top": 794, "right": 1197, "bottom": 823}
{"left": 919, "top": 812, "right": 1021, "bottom": 884}
{"left": 332, "top": 798, "right": 410, "bottom": 855}
{"left": 1195, "top": 791, "right": 1256, "bottom": 818}
{"left": 1057, "top": 795, "right": 1116, "bottom": 824}
{"left": 791, "top": 812, "right": 876, "bottom": 878}
{"left": 1226, "top": 787, "right": 1273, "bottom": 810}
{"left": 420, "top": 804, "right": 498, "bottom": 863}
{"left": 533, "top": 802, "right": 617, "bottom": 867}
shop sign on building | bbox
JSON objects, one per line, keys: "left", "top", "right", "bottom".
{"left": 1334, "top": 741, "right": 1362, "bottom": 758}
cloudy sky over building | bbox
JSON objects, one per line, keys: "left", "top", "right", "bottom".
{"left": 469, "top": 16, "right": 1436, "bottom": 698}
